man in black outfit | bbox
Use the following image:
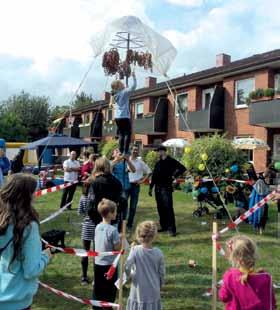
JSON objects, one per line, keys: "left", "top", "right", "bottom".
{"left": 149, "top": 145, "right": 186, "bottom": 237}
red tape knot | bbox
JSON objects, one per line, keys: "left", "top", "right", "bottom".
{"left": 63, "top": 248, "right": 76, "bottom": 255}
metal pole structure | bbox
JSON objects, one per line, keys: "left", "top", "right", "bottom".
{"left": 126, "top": 33, "right": 130, "bottom": 87}
{"left": 212, "top": 221, "right": 218, "bottom": 310}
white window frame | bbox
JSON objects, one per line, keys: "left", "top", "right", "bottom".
{"left": 83, "top": 113, "right": 91, "bottom": 126}
{"left": 234, "top": 78, "right": 255, "bottom": 109}
{"left": 202, "top": 87, "right": 215, "bottom": 110}
{"left": 233, "top": 135, "right": 254, "bottom": 163}
{"left": 175, "top": 92, "right": 188, "bottom": 117}
{"left": 274, "top": 73, "right": 280, "bottom": 91}
{"left": 135, "top": 102, "right": 144, "bottom": 119}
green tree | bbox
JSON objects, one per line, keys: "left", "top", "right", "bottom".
{"left": 101, "top": 139, "right": 118, "bottom": 159}
{"left": 50, "top": 105, "right": 69, "bottom": 122}
{"left": 2, "top": 91, "right": 51, "bottom": 141}
{"left": 0, "top": 112, "right": 27, "bottom": 141}
{"left": 72, "top": 92, "right": 95, "bottom": 109}
{"left": 181, "top": 134, "right": 247, "bottom": 177}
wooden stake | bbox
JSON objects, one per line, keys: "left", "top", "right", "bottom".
{"left": 277, "top": 212, "right": 280, "bottom": 239}
{"left": 118, "top": 220, "right": 126, "bottom": 310}
{"left": 212, "top": 221, "right": 218, "bottom": 310}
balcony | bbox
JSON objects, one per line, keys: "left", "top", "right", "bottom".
{"left": 103, "top": 121, "right": 117, "bottom": 137}
{"left": 63, "top": 127, "right": 71, "bottom": 136}
{"left": 133, "top": 97, "right": 168, "bottom": 135}
{"left": 249, "top": 98, "right": 280, "bottom": 127}
{"left": 79, "top": 124, "right": 91, "bottom": 138}
{"left": 179, "top": 85, "right": 224, "bottom": 132}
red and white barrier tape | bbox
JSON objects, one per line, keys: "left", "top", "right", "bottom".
{"left": 40, "top": 202, "right": 72, "bottom": 224}
{"left": 212, "top": 191, "right": 277, "bottom": 257}
{"left": 217, "top": 191, "right": 276, "bottom": 237}
{"left": 105, "top": 252, "right": 123, "bottom": 280}
{"left": 201, "top": 177, "right": 253, "bottom": 185}
{"left": 39, "top": 281, "right": 120, "bottom": 308}
{"left": 35, "top": 181, "right": 79, "bottom": 197}
{"left": 202, "top": 280, "right": 223, "bottom": 297}
{"left": 41, "top": 239, "right": 121, "bottom": 257}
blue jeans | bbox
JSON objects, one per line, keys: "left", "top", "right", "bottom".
{"left": 127, "top": 183, "right": 140, "bottom": 228}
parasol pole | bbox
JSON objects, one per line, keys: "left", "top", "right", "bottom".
{"left": 126, "top": 33, "right": 130, "bottom": 87}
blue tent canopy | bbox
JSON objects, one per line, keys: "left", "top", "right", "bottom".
{"left": 21, "top": 134, "right": 95, "bottom": 150}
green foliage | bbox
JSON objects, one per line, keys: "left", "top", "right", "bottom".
{"left": 0, "top": 91, "right": 51, "bottom": 141}
{"left": 263, "top": 87, "right": 275, "bottom": 97}
{"left": 144, "top": 150, "right": 159, "bottom": 170}
{"left": 181, "top": 134, "right": 247, "bottom": 177}
{"left": 72, "top": 91, "right": 95, "bottom": 109}
{"left": 249, "top": 88, "right": 264, "bottom": 100}
{"left": 0, "top": 112, "right": 27, "bottom": 141}
{"left": 101, "top": 139, "right": 118, "bottom": 159}
{"left": 50, "top": 105, "right": 69, "bottom": 122}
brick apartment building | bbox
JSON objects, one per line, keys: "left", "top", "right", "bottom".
{"left": 60, "top": 49, "right": 280, "bottom": 172}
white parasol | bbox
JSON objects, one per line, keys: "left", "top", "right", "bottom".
{"left": 232, "top": 138, "right": 270, "bottom": 150}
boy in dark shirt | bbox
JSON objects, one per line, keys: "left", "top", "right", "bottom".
{"left": 149, "top": 146, "right": 186, "bottom": 236}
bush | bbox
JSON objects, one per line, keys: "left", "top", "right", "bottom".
{"left": 263, "top": 88, "right": 275, "bottom": 97}
{"left": 101, "top": 139, "right": 118, "bottom": 159}
{"left": 144, "top": 150, "right": 158, "bottom": 170}
{"left": 181, "top": 134, "right": 247, "bottom": 178}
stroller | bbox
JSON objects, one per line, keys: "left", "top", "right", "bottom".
{"left": 192, "top": 179, "right": 227, "bottom": 219}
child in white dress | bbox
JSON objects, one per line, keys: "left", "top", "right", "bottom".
{"left": 125, "top": 221, "right": 165, "bottom": 310}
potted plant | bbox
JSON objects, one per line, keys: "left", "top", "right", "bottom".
{"left": 263, "top": 88, "right": 275, "bottom": 99}
{"left": 248, "top": 88, "right": 264, "bottom": 102}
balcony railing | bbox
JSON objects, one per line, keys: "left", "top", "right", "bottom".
{"left": 103, "top": 121, "right": 117, "bottom": 137}
{"left": 79, "top": 124, "right": 91, "bottom": 138}
{"left": 249, "top": 98, "right": 280, "bottom": 127}
{"left": 133, "top": 97, "right": 168, "bottom": 135}
{"left": 179, "top": 85, "right": 224, "bottom": 132}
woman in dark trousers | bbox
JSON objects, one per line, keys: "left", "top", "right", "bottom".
{"left": 88, "top": 157, "right": 122, "bottom": 226}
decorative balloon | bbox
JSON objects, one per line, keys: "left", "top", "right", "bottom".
{"left": 274, "top": 161, "right": 280, "bottom": 171}
{"left": 225, "top": 168, "right": 230, "bottom": 174}
{"left": 211, "top": 186, "right": 219, "bottom": 193}
{"left": 201, "top": 153, "right": 208, "bottom": 161}
{"left": 200, "top": 187, "right": 208, "bottom": 194}
{"left": 230, "top": 164, "right": 239, "bottom": 173}
{"left": 184, "top": 147, "right": 192, "bottom": 154}
{"left": 198, "top": 163, "right": 205, "bottom": 171}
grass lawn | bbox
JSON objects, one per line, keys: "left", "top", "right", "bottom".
{"left": 33, "top": 185, "right": 280, "bottom": 309}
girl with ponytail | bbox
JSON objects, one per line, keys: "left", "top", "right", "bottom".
{"left": 219, "top": 235, "right": 276, "bottom": 309}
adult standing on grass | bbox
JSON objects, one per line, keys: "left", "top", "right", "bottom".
{"left": 88, "top": 157, "right": 122, "bottom": 226}
{"left": 60, "top": 151, "right": 80, "bottom": 210}
{"left": 149, "top": 145, "right": 186, "bottom": 237}
{"left": 0, "top": 148, "right": 10, "bottom": 187}
{"left": 0, "top": 173, "right": 52, "bottom": 310}
{"left": 127, "top": 145, "right": 151, "bottom": 231}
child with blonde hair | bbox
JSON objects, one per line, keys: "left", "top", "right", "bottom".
{"left": 125, "top": 221, "right": 165, "bottom": 310}
{"left": 219, "top": 235, "right": 276, "bottom": 310}
{"left": 93, "top": 198, "right": 121, "bottom": 309}
{"left": 110, "top": 72, "right": 136, "bottom": 156}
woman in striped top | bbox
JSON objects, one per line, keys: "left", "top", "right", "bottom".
{"left": 77, "top": 182, "right": 95, "bottom": 285}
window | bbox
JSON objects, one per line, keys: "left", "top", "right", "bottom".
{"left": 273, "top": 134, "right": 280, "bottom": 161}
{"left": 202, "top": 88, "right": 214, "bottom": 110}
{"left": 105, "top": 108, "right": 113, "bottom": 121}
{"left": 84, "top": 113, "right": 90, "bottom": 125}
{"left": 235, "top": 78, "right": 255, "bottom": 108}
{"left": 135, "top": 102, "right": 144, "bottom": 119}
{"left": 274, "top": 73, "right": 280, "bottom": 91}
{"left": 176, "top": 93, "right": 188, "bottom": 117}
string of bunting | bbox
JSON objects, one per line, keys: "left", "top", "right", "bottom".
{"left": 39, "top": 281, "right": 120, "bottom": 308}
{"left": 35, "top": 181, "right": 79, "bottom": 197}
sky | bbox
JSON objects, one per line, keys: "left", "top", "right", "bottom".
{"left": 0, "top": 0, "right": 280, "bottom": 106}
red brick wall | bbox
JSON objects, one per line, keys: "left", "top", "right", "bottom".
{"left": 223, "top": 69, "right": 273, "bottom": 172}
